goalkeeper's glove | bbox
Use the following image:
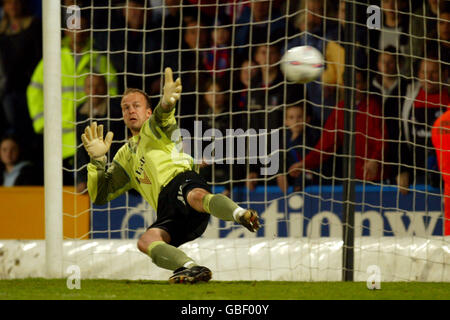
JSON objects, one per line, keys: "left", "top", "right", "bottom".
{"left": 162, "top": 67, "right": 182, "bottom": 109}
{"left": 81, "top": 122, "right": 113, "bottom": 161}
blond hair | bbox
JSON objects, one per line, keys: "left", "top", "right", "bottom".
{"left": 122, "top": 88, "right": 151, "bottom": 109}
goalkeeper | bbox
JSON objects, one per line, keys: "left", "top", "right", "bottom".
{"left": 81, "top": 67, "right": 260, "bottom": 284}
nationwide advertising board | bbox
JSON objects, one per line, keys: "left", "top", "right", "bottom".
{"left": 92, "top": 184, "right": 444, "bottom": 239}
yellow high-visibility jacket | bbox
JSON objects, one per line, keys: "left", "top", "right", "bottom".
{"left": 27, "top": 37, "right": 118, "bottom": 159}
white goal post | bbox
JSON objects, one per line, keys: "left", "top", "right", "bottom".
{"left": 43, "top": 0, "right": 63, "bottom": 278}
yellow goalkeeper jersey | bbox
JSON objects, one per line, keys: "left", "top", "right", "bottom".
{"left": 87, "top": 102, "right": 197, "bottom": 211}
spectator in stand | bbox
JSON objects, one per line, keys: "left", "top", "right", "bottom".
{"left": 290, "top": 0, "right": 332, "bottom": 39}
{"left": 0, "top": 134, "right": 42, "bottom": 186}
{"left": 0, "top": 0, "right": 42, "bottom": 159}
{"left": 159, "top": 1, "right": 213, "bottom": 79}
{"left": 75, "top": 74, "right": 125, "bottom": 193}
{"left": 409, "top": 0, "right": 444, "bottom": 65}
{"left": 181, "top": 0, "right": 218, "bottom": 23}
{"left": 220, "top": 0, "right": 249, "bottom": 24}
{"left": 198, "top": 78, "right": 233, "bottom": 195}
{"left": 427, "top": 7, "right": 450, "bottom": 84}
{"left": 203, "top": 17, "right": 231, "bottom": 82}
{"left": 198, "top": 78, "right": 230, "bottom": 131}
{"left": 168, "top": 16, "right": 211, "bottom": 137}
{"left": 332, "top": 0, "right": 367, "bottom": 78}
{"left": 249, "top": 41, "right": 302, "bottom": 131}
{"left": 367, "top": 0, "right": 410, "bottom": 75}
{"left": 230, "top": 59, "right": 259, "bottom": 188}
{"left": 274, "top": 103, "right": 320, "bottom": 193}
{"left": 159, "top": 0, "right": 218, "bottom": 97}
{"left": 94, "top": 0, "right": 161, "bottom": 94}
{"left": 400, "top": 56, "right": 449, "bottom": 190}
{"left": 369, "top": 46, "right": 410, "bottom": 191}
{"left": 160, "top": 0, "right": 182, "bottom": 70}
{"left": 288, "top": 71, "right": 387, "bottom": 183}
{"left": 431, "top": 106, "right": 450, "bottom": 236}
{"left": 232, "top": 59, "right": 259, "bottom": 129}
{"left": 234, "top": 0, "right": 285, "bottom": 67}
{"left": 286, "top": 0, "right": 344, "bottom": 125}
{"left": 316, "top": 0, "right": 357, "bottom": 117}
{"left": 244, "top": 41, "right": 304, "bottom": 191}
{"left": 248, "top": 41, "right": 285, "bottom": 131}
{"left": 162, "top": 0, "right": 182, "bottom": 38}
{"left": 27, "top": 14, "right": 118, "bottom": 186}
{"left": 182, "top": 0, "right": 286, "bottom": 27}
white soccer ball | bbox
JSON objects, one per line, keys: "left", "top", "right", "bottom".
{"left": 280, "top": 45, "right": 324, "bottom": 84}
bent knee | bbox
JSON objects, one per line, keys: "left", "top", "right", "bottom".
{"left": 187, "top": 188, "right": 202, "bottom": 202}
{"left": 137, "top": 228, "right": 170, "bottom": 253}
{"left": 187, "top": 188, "right": 210, "bottom": 210}
{"left": 137, "top": 236, "right": 150, "bottom": 253}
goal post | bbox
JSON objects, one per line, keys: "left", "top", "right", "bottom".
{"left": 43, "top": 0, "right": 63, "bottom": 278}
{"left": 342, "top": 0, "right": 356, "bottom": 282}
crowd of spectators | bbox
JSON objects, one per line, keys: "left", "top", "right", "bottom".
{"left": 0, "top": 0, "right": 448, "bottom": 197}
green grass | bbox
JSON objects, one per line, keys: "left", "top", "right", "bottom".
{"left": 0, "top": 279, "right": 449, "bottom": 300}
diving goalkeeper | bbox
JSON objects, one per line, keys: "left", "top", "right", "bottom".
{"left": 81, "top": 67, "right": 260, "bottom": 284}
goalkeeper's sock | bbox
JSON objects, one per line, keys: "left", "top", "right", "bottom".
{"left": 202, "top": 193, "right": 246, "bottom": 222}
{"left": 146, "top": 241, "right": 197, "bottom": 271}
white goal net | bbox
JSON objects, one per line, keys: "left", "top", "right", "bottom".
{"left": 1, "top": 0, "right": 449, "bottom": 282}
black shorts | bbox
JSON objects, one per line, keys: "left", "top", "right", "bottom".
{"left": 148, "top": 170, "right": 211, "bottom": 247}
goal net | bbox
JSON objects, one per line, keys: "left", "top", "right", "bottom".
{"left": 5, "top": 0, "right": 448, "bottom": 281}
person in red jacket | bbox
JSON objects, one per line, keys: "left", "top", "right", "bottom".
{"left": 431, "top": 107, "right": 450, "bottom": 236}
{"left": 400, "top": 57, "right": 449, "bottom": 190}
{"left": 289, "top": 71, "right": 387, "bottom": 182}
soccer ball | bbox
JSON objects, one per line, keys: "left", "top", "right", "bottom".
{"left": 280, "top": 45, "right": 324, "bottom": 84}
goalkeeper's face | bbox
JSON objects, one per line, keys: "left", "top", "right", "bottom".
{"left": 121, "top": 92, "right": 152, "bottom": 136}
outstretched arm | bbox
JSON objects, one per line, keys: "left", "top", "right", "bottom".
{"left": 161, "top": 67, "right": 182, "bottom": 112}
{"left": 81, "top": 122, "right": 113, "bottom": 162}
{"left": 148, "top": 67, "right": 183, "bottom": 139}
{"left": 82, "top": 122, "right": 131, "bottom": 204}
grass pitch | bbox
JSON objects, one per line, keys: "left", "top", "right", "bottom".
{"left": 0, "top": 279, "right": 449, "bottom": 300}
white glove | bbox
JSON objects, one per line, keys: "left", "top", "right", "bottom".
{"left": 81, "top": 122, "right": 113, "bottom": 161}
{"left": 162, "top": 67, "right": 182, "bottom": 108}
